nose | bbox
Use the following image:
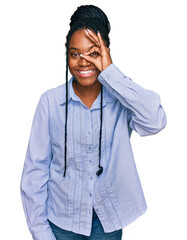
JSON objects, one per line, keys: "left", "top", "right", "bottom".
{"left": 78, "top": 57, "right": 91, "bottom": 66}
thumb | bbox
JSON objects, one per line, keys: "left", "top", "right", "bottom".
{"left": 80, "top": 55, "right": 102, "bottom": 71}
{"left": 80, "top": 54, "right": 95, "bottom": 64}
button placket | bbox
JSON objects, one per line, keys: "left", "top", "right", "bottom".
{"left": 86, "top": 110, "right": 94, "bottom": 206}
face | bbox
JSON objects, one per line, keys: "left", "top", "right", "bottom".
{"left": 68, "top": 29, "right": 100, "bottom": 88}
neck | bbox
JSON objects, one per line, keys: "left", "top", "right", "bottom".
{"left": 72, "top": 79, "right": 101, "bottom": 100}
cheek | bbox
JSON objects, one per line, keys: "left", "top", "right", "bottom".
{"left": 68, "top": 60, "right": 76, "bottom": 73}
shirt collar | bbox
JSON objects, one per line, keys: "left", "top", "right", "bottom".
{"left": 59, "top": 77, "right": 116, "bottom": 107}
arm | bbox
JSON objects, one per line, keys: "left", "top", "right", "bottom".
{"left": 80, "top": 30, "right": 167, "bottom": 136}
{"left": 20, "top": 93, "right": 56, "bottom": 240}
{"left": 98, "top": 64, "right": 167, "bottom": 136}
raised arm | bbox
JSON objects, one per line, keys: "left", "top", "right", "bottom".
{"left": 98, "top": 63, "right": 167, "bottom": 136}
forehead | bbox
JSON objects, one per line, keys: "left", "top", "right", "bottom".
{"left": 68, "top": 29, "right": 95, "bottom": 51}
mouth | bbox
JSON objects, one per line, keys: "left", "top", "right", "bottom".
{"left": 76, "top": 70, "right": 96, "bottom": 77}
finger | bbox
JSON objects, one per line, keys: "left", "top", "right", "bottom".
{"left": 84, "top": 29, "right": 100, "bottom": 47}
{"left": 86, "top": 29, "right": 100, "bottom": 43}
{"left": 84, "top": 29, "right": 101, "bottom": 47}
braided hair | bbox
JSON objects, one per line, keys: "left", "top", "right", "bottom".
{"left": 63, "top": 5, "right": 111, "bottom": 178}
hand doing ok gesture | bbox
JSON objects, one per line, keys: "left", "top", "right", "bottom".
{"left": 80, "top": 29, "right": 113, "bottom": 72}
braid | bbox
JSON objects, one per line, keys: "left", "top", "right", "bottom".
{"left": 63, "top": 5, "right": 110, "bottom": 177}
{"left": 96, "top": 85, "right": 103, "bottom": 176}
{"left": 63, "top": 50, "right": 69, "bottom": 177}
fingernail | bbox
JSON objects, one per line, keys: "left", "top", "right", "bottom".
{"left": 80, "top": 54, "right": 83, "bottom": 57}
{"left": 84, "top": 29, "right": 88, "bottom": 34}
{"left": 87, "top": 29, "right": 91, "bottom": 32}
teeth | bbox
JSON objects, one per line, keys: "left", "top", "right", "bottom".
{"left": 78, "top": 70, "right": 94, "bottom": 74}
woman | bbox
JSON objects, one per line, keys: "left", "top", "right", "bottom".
{"left": 20, "top": 5, "right": 167, "bottom": 240}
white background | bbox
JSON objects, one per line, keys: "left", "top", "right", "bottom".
{"left": 0, "top": 0, "right": 187, "bottom": 239}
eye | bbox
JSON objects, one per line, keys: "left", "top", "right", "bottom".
{"left": 70, "top": 53, "right": 79, "bottom": 58}
{"left": 90, "top": 51, "right": 99, "bottom": 58}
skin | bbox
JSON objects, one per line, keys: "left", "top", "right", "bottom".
{"left": 68, "top": 28, "right": 112, "bottom": 108}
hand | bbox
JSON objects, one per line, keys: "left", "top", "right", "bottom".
{"left": 81, "top": 29, "right": 112, "bottom": 72}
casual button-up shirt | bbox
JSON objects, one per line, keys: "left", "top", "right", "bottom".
{"left": 20, "top": 63, "right": 167, "bottom": 240}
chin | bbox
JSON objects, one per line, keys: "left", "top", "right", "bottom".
{"left": 75, "top": 77, "right": 98, "bottom": 87}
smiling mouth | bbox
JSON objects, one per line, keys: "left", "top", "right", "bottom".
{"left": 76, "top": 70, "right": 96, "bottom": 77}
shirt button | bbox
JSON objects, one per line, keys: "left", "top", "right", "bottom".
{"left": 90, "top": 176, "right": 93, "bottom": 180}
{"left": 89, "top": 160, "right": 92, "bottom": 163}
{"left": 88, "top": 146, "right": 91, "bottom": 150}
{"left": 89, "top": 193, "right": 92, "bottom": 197}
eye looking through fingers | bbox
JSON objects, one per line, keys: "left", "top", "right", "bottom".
{"left": 89, "top": 51, "right": 100, "bottom": 58}
{"left": 83, "top": 46, "right": 101, "bottom": 56}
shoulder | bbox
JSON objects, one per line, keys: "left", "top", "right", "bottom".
{"left": 42, "top": 83, "right": 65, "bottom": 98}
{"left": 40, "top": 82, "right": 66, "bottom": 104}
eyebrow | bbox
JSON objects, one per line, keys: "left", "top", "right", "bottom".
{"left": 68, "top": 44, "right": 97, "bottom": 51}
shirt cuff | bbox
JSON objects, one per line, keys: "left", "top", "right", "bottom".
{"left": 98, "top": 63, "right": 134, "bottom": 98}
{"left": 98, "top": 63, "right": 133, "bottom": 88}
{"left": 32, "top": 227, "right": 56, "bottom": 240}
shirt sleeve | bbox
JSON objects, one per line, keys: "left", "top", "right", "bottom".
{"left": 98, "top": 63, "right": 167, "bottom": 136}
{"left": 20, "top": 93, "right": 56, "bottom": 240}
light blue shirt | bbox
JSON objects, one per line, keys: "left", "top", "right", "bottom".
{"left": 20, "top": 63, "right": 167, "bottom": 240}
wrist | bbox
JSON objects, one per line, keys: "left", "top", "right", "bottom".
{"left": 103, "top": 60, "right": 113, "bottom": 71}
